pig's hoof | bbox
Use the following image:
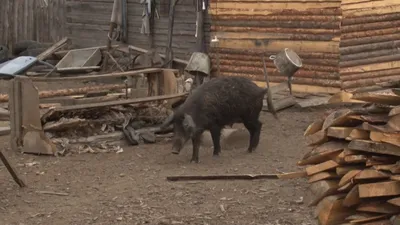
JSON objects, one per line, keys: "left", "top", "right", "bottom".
{"left": 190, "top": 158, "right": 199, "bottom": 163}
{"left": 213, "top": 152, "right": 220, "bottom": 157}
{"left": 171, "top": 150, "right": 180, "bottom": 154}
{"left": 247, "top": 148, "right": 254, "bottom": 153}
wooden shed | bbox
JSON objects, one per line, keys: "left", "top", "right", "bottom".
{"left": 65, "top": 0, "right": 211, "bottom": 60}
{"left": 209, "top": 0, "right": 400, "bottom": 93}
{"left": 340, "top": 0, "right": 400, "bottom": 91}
{"left": 1, "top": 0, "right": 400, "bottom": 93}
{"left": 209, "top": 0, "right": 342, "bottom": 93}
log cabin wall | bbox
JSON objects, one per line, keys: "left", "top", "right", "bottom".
{"left": 0, "top": 0, "right": 66, "bottom": 51}
{"left": 65, "top": 0, "right": 210, "bottom": 60}
{"left": 208, "top": 0, "right": 342, "bottom": 93}
{"left": 340, "top": 0, "right": 400, "bottom": 91}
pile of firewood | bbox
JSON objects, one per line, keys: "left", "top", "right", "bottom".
{"left": 299, "top": 88, "right": 400, "bottom": 225}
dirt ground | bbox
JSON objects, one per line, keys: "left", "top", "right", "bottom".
{"left": 0, "top": 106, "right": 326, "bottom": 225}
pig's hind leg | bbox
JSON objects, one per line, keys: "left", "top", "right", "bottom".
{"left": 243, "top": 119, "right": 262, "bottom": 153}
{"left": 210, "top": 127, "right": 222, "bottom": 156}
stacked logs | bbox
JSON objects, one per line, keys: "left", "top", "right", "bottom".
{"left": 299, "top": 88, "right": 400, "bottom": 225}
{"left": 340, "top": 0, "right": 400, "bottom": 90}
{"left": 208, "top": 0, "right": 341, "bottom": 89}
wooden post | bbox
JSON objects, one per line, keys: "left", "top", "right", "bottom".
{"left": 164, "top": 0, "right": 180, "bottom": 69}
{"left": 193, "top": 0, "right": 206, "bottom": 87}
{"left": 195, "top": 0, "right": 205, "bottom": 53}
{"left": 0, "top": 149, "right": 25, "bottom": 187}
{"left": 149, "top": 0, "right": 155, "bottom": 49}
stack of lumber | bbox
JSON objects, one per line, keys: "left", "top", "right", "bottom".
{"left": 299, "top": 88, "right": 400, "bottom": 225}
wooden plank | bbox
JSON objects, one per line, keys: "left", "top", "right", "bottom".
{"left": 328, "top": 91, "right": 366, "bottom": 104}
{"left": 37, "top": 37, "right": 69, "bottom": 61}
{"left": 389, "top": 106, "right": 400, "bottom": 117}
{"left": 355, "top": 169, "right": 390, "bottom": 181}
{"left": 165, "top": 174, "right": 279, "bottom": 181}
{"left": 254, "top": 81, "right": 341, "bottom": 94}
{"left": 342, "top": 0, "right": 400, "bottom": 10}
{"left": 42, "top": 93, "right": 187, "bottom": 113}
{"left": 345, "top": 129, "right": 369, "bottom": 141}
{"left": 351, "top": 89, "right": 400, "bottom": 106}
{"left": 348, "top": 140, "right": 400, "bottom": 157}
{"left": 357, "top": 201, "right": 400, "bottom": 214}
{"left": 349, "top": 215, "right": 389, "bottom": 224}
{"left": 308, "top": 172, "right": 340, "bottom": 183}
{"left": 304, "top": 119, "right": 324, "bottom": 136}
{"left": 327, "top": 127, "right": 354, "bottom": 139}
{"left": 306, "top": 160, "right": 339, "bottom": 176}
{"left": 343, "top": 148, "right": 359, "bottom": 156}
{"left": 339, "top": 170, "right": 361, "bottom": 187}
{"left": 393, "top": 88, "right": 400, "bottom": 96}
{"left": 31, "top": 68, "right": 164, "bottom": 82}
{"left": 317, "top": 195, "right": 351, "bottom": 225}
{"left": 387, "top": 197, "right": 400, "bottom": 207}
{"left": 338, "top": 181, "right": 355, "bottom": 192}
{"left": 343, "top": 184, "right": 360, "bottom": 207}
{"left": 360, "top": 114, "right": 390, "bottom": 124}
{"left": 344, "top": 155, "right": 368, "bottom": 164}
{"left": 277, "top": 171, "right": 308, "bottom": 179}
{"left": 362, "top": 122, "right": 398, "bottom": 134}
{"left": 390, "top": 175, "right": 400, "bottom": 181}
{"left": 209, "top": 2, "right": 341, "bottom": 10}
{"left": 359, "top": 181, "right": 400, "bottom": 198}
{"left": 373, "top": 164, "right": 400, "bottom": 173}
{"left": 216, "top": 39, "right": 339, "bottom": 53}
{"left": 306, "top": 130, "right": 329, "bottom": 146}
{"left": 322, "top": 109, "right": 355, "bottom": 131}
{"left": 343, "top": 4, "right": 400, "bottom": 17}
{"left": 332, "top": 151, "right": 346, "bottom": 164}
{"left": 336, "top": 166, "right": 365, "bottom": 176}
{"left": 309, "top": 180, "right": 339, "bottom": 206}
{"left": 370, "top": 131, "right": 400, "bottom": 147}
{"left": 298, "top": 141, "right": 346, "bottom": 166}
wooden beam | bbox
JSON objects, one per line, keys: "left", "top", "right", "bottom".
{"left": 359, "top": 181, "right": 400, "bottom": 198}
{"left": 37, "top": 37, "right": 69, "bottom": 61}
{"left": 31, "top": 68, "right": 165, "bottom": 82}
{"left": 348, "top": 140, "right": 400, "bottom": 156}
{"left": 0, "top": 149, "right": 25, "bottom": 187}
{"left": 306, "top": 160, "right": 339, "bottom": 176}
{"left": 43, "top": 93, "right": 188, "bottom": 112}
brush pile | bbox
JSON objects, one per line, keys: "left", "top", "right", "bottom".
{"left": 299, "top": 88, "right": 400, "bottom": 225}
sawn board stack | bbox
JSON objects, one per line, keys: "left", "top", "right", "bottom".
{"left": 299, "top": 88, "right": 400, "bottom": 225}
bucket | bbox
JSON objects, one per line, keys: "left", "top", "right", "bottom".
{"left": 271, "top": 48, "right": 302, "bottom": 78}
{"left": 270, "top": 48, "right": 302, "bottom": 95}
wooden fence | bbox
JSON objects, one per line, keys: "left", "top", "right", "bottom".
{"left": 208, "top": 0, "right": 342, "bottom": 93}
{"left": 0, "top": 0, "right": 66, "bottom": 50}
{"left": 340, "top": 0, "right": 400, "bottom": 91}
{"left": 65, "top": 0, "right": 210, "bottom": 60}
{"left": 2, "top": 0, "right": 400, "bottom": 92}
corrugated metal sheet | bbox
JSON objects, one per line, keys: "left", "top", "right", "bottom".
{"left": 208, "top": 0, "right": 342, "bottom": 91}
{"left": 340, "top": 0, "right": 400, "bottom": 90}
{"left": 0, "top": 0, "right": 66, "bottom": 48}
{"left": 66, "top": 0, "right": 210, "bottom": 60}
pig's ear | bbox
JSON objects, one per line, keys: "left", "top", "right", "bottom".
{"left": 183, "top": 114, "right": 195, "bottom": 130}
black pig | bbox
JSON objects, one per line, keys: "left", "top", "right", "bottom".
{"left": 161, "top": 76, "right": 277, "bottom": 163}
